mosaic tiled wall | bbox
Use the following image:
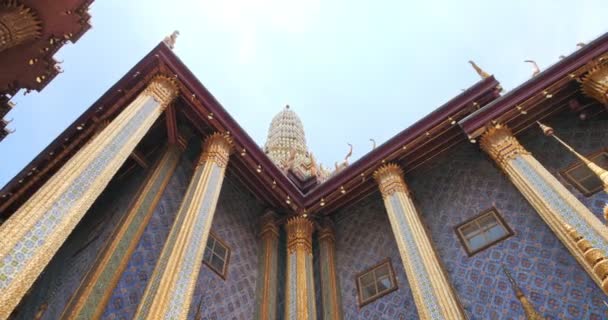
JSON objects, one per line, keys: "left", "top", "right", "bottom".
{"left": 405, "top": 139, "right": 606, "bottom": 320}
{"left": 11, "top": 166, "right": 147, "bottom": 320}
{"left": 333, "top": 194, "right": 420, "bottom": 320}
{"left": 186, "top": 173, "right": 264, "bottom": 320}
{"left": 101, "top": 157, "right": 193, "bottom": 319}
{"left": 519, "top": 113, "right": 608, "bottom": 221}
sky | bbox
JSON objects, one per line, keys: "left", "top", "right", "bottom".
{"left": 1, "top": 0, "right": 607, "bottom": 186}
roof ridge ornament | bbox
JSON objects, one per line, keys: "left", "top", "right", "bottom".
{"left": 468, "top": 60, "right": 490, "bottom": 79}
{"left": 163, "top": 30, "right": 180, "bottom": 49}
{"left": 524, "top": 60, "right": 540, "bottom": 77}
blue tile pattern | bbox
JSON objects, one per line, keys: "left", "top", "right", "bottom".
{"left": 102, "top": 158, "right": 193, "bottom": 319}
{"left": 406, "top": 141, "right": 606, "bottom": 320}
{"left": 334, "top": 194, "right": 420, "bottom": 320}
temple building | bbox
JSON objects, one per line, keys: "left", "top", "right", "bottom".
{"left": 1, "top": 26, "right": 608, "bottom": 319}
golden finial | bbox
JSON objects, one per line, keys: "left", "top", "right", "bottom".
{"left": 502, "top": 266, "right": 545, "bottom": 320}
{"left": 538, "top": 121, "right": 608, "bottom": 192}
{"left": 468, "top": 60, "right": 490, "bottom": 79}
{"left": 524, "top": 60, "right": 541, "bottom": 77}
{"left": 163, "top": 30, "right": 180, "bottom": 49}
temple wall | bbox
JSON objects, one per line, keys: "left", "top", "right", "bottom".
{"left": 186, "top": 173, "right": 264, "bottom": 320}
{"left": 101, "top": 157, "right": 193, "bottom": 319}
{"left": 518, "top": 113, "right": 608, "bottom": 220}
{"left": 333, "top": 194, "right": 420, "bottom": 320}
{"left": 405, "top": 139, "right": 605, "bottom": 320}
{"left": 12, "top": 166, "right": 147, "bottom": 320}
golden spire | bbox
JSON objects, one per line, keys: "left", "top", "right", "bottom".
{"left": 502, "top": 266, "right": 544, "bottom": 320}
{"left": 538, "top": 121, "right": 608, "bottom": 192}
{"left": 468, "top": 60, "right": 490, "bottom": 79}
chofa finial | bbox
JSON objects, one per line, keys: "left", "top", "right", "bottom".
{"left": 163, "top": 30, "right": 180, "bottom": 49}
{"left": 468, "top": 60, "right": 490, "bottom": 79}
{"left": 524, "top": 60, "right": 540, "bottom": 77}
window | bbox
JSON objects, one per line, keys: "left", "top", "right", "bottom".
{"left": 203, "top": 233, "right": 230, "bottom": 279}
{"left": 561, "top": 150, "right": 608, "bottom": 196}
{"left": 456, "top": 208, "right": 513, "bottom": 256}
{"left": 356, "top": 259, "right": 398, "bottom": 306}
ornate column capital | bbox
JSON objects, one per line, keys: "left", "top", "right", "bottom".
{"left": 318, "top": 218, "right": 336, "bottom": 243}
{"left": 286, "top": 216, "right": 314, "bottom": 254}
{"left": 198, "top": 133, "right": 233, "bottom": 168}
{"left": 259, "top": 210, "right": 279, "bottom": 240}
{"left": 373, "top": 163, "right": 408, "bottom": 197}
{"left": 580, "top": 56, "right": 608, "bottom": 106}
{"left": 480, "top": 124, "right": 529, "bottom": 167}
{"left": 144, "top": 75, "right": 179, "bottom": 108}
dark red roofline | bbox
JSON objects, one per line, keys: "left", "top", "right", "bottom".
{"left": 459, "top": 32, "right": 608, "bottom": 136}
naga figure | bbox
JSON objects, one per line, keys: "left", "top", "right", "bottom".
{"left": 335, "top": 143, "right": 353, "bottom": 171}
{"left": 468, "top": 60, "right": 490, "bottom": 79}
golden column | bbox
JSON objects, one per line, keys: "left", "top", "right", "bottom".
{"left": 254, "top": 211, "right": 280, "bottom": 320}
{"left": 0, "top": 75, "right": 178, "bottom": 319}
{"left": 134, "top": 133, "right": 232, "bottom": 320}
{"left": 61, "top": 145, "right": 183, "bottom": 319}
{"left": 373, "top": 164, "right": 465, "bottom": 320}
{"left": 285, "top": 215, "right": 316, "bottom": 320}
{"left": 0, "top": 1, "right": 42, "bottom": 53}
{"left": 318, "top": 218, "right": 343, "bottom": 320}
{"left": 480, "top": 124, "right": 608, "bottom": 290}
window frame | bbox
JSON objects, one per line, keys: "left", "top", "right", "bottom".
{"left": 560, "top": 149, "right": 608, "bottom": 197}
{"left": 355, "top": 259, "right": 399, "bottom": 307}
{"left": 202, "top": 232, "right": 231, "bottom": 279}
{"left": 455, "top": 207, "right": 514, "bottom": 256}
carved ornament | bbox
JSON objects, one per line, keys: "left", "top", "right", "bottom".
{"left": 0, "top": 1, "right": 42, "bottom": 53}
{"left": 564, "top": 223, "right": 608, "bottom": 294}
{"left": 480, "top": 124, "right": 529, "bottom": 167}
{"left": 286, "top": 216, "right": 313, "bottom": 254}
{"left": 198, "top": 133, "right": 233, "bottom": 168}
{"left": 144, "top": 75, "right": 179, "bottom": 108}
{"left": 373, "top": 163, "right": 408, "bottom": 197}
{"left": 580, "top": 55, "right": 608, "bottom": 106}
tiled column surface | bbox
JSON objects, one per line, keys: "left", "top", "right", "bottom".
{"left": 61, "top": 146, "right": 182, "bottom": 319}
{"left": 480, "top": 124, "right": 608, "bottom": 291}
{"left": 373, "top": 164, "right": 466, "bottom": 320}
{"left": 285, "top": 216, "right": 316, "bottom": 320}
{"left": 254, "top": 211, "right": 280, "bottom": 320}
{"left": 134, "top": 133, "right": 232, "bottom": 320}
{"left": 0, "top": 75, "right": 178, "bottom": 319}
{"left": 318, "top": 219, "right": 343, "bottom": 320}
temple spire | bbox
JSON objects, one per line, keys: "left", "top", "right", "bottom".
{"left": 537, "top": 121, "right": 608, "bottom": 192}
{"left": 502, "top": 266, "right": 544, "bottom": 320}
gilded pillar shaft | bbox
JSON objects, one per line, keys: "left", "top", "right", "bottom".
{"left": 61, "top": 145, "right": 182, "bottom": 319}
{"left": 318, "top": 220, "right": 342, "bottom": 320}
{"left": 134, "top": 133, "right": 232, "bottom": 320}
{"left": 481, "top": 124, "right": 608, "bottom": 290}
{"left": 0, "top": 75, "right": 178, "bottom": 319}
{"left": 254, "top": 211, "right": 279, "bottom": 320}
{"left": 373, "top": 164, "right": 465, "bottom": 320}
{"left": 285, "top": 216, "right": 316, "bottom": 320}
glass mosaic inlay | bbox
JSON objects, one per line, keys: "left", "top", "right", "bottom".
{"left": 0, "top": 98, "right": 159, "bottom": 290}
{"left": 511, "top": 156, "right": 608, "bottom": 251}
{"left": 389, "top": 194, "right": 443, "bottom": 319}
